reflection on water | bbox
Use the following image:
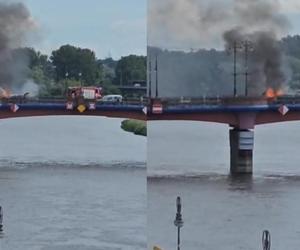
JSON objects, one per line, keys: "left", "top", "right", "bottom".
{"left": 148, "top": 121, "right": 300, "bottom": 250}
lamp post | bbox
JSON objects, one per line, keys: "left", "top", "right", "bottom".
{"left": 228, "top": 41, "right": 243, "bottom": 97}
{"left": 174, "top": 196, "right": 184, "bottom": 250}
{"left": 155, "top": 55, "right": 158, "bottom": 98}
{"left": 262, "top": 230, "right": 271, "bottom": 250}
{"left": 148, "top": 57, "right": 152, "bottom": 98}
{"left": 0, "top": 206, "right": 3, "bottom": 232}
{"left": 65, "top": 72, "right": 69, "bottom": 96}
{"left": 242, "top": 40, "right": 254, "bottom": 96}
{"left": 78, "top": 72, "right": 82, "bottom": 87}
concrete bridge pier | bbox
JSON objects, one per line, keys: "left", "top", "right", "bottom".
{"left": 229, "top": 128, "right": 254, "bottom": 175}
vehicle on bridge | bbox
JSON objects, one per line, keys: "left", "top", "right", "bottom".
{"left": 0, "top": 87, "right": 29, "bottom": 104}
{"left": 67, "top": 86, "right": 102, "bottom": 103}
{"left": 100, "top": 94, "right": 123, "bottom": 103}
{"left": 68, "top": 86, "right": 102, "bottom": 100}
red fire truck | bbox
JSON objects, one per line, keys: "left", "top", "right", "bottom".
{"left": 67, "top": 86, "right": 102, "bottom": 102}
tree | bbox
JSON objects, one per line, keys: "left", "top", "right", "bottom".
{"left": 50, "top": 45, "right": 103, "bottom": 86}
{"left": 115, "top": 55, "right": 146, "bottom": 85}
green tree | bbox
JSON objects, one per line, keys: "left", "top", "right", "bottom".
{"left": 51, "top": 45, "right": 103, "bottom": 86}
{"left": 115, "top": 55, "right": 146, "bottom": 85}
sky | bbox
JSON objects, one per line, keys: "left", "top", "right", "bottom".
{"left": 22, "top": 0, "right": 146, "bottom": 59}
{"left": 148, "top": 0, "right": 300, "bottom": 50}
{"left": 17, "top": 0, "right": 300, "bottom": 58}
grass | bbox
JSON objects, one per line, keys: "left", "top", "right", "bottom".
{"left": 121, "top": 119, "right": 147, "bottom": 136}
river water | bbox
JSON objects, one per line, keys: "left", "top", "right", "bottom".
{"left": 148, "top": 121, "right": 300, "bottom": 250}
{"left": 0, "top": 116, "right": 146, "bottom": 250}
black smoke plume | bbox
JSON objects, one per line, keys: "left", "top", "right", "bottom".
{"left": 149, "top": 0, "right": 291, "bottom": 96}
{"left": 0, "top": 1, "right": 36, "bottom": 89}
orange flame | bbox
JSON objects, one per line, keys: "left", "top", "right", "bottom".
{"left": 0, "top": 88, "right": 11, "bottom": 98}
{"left": 265, "top": 88, "right": 276, "bottom": 98}
{"left": 265, "top": 88, "right": 284, "bottom": 99}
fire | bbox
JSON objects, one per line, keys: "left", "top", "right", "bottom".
{"left": 265, "top": 88, "right": 284, "bottom": 98}
{"left": 0, "top": 88, "right": 11, "bottom": 98}
{"left": 265, "top": 88, "right": 276, "bottom": 98}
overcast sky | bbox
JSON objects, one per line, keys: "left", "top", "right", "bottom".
{"left": 20, "top": 0, "right": 300, "bottom": 58}
{"left": 23, "top": 0, "right": 146, "bottom": 59}
{"left": 148, "top": 0, "right": 300, "bottom": 50}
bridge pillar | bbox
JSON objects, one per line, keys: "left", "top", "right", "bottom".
{"left": 229, "top": 128, "right": 254, "bottom": 175}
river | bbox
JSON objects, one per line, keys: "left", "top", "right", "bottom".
{"left": 148, "top": 121, "right": 300, "bottom": 250}
{"left": 0, "top": 116, "right": 146, "bottom": 250}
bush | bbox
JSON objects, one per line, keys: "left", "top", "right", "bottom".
{"left": 121, "top": 119, "right": 146, "bottom": 136}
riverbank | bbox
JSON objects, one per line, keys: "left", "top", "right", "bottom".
{"left": 121, "top": 119, "right": 147, "bottom": 136}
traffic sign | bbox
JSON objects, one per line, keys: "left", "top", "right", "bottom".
{"left": 77, "top": 104, "right": 86, "bottom": 113}
{"left": 142, "top": 106, "right": 147, "bottom": 115}
{"left": 152, "top": 103, "right": 163, "bottom": 114}
{"left": 66, "top": 102, "right": 73, "bottom": 110}
{"left": 10, "top": 104, "right": 19, "bottom": 113}
{"left": 89, "top": 102, "right": 96, "bottom": 110}
{"left": 278, "top": 104, "right": 289, "bottom": 116}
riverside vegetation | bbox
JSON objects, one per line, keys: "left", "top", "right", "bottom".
{"left": 121, "top": 119, "right": 146, "bottom": 136}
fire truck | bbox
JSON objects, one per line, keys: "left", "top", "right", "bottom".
{"left": 67, "top": 86, "right": 102, "bottom": 109}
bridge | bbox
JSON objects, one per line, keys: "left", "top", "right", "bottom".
{"left": 147, "top": 96, "right": 300, "bottom": 175}
{"left": 3, "top": 93, "right": 300, "bottom": 175}
{"left": 0, "top": 100, "right": 146, "bottom": 121}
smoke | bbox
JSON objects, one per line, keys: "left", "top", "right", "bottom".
{"left": 223, "top": 0, "right": 290, "bottom": 95}
{"left": 149, "top": 0, "right": 292, "bottom": 96}
{"left": 0, "top": 1, "right": 37, "bottom": 90}
{"left": 14, "top": 79, "right": 39, "bottom": 96}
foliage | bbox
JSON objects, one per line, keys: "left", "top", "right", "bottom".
{"left": 51, "top": 45, "right": 103, "bottom": 86}
{"left": 115, "top": 55, "right": 146, "bottom": 85}
{"left": 121, "top": 119, "right": 146, "bottom": 136}
{"left": 10, "top": 45, "right": 147, "bottom": 98}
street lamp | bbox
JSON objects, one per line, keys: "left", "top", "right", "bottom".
{"left": 228, "top": 41, "right": 243, "bottom": 97}
{"left": 78, "top": 72, "right": 82, "bottom": 87}
{"left": 65, "top": 72, "right": 69, "bottom": 96}
{"left": 262, "top": 230, "right": 271, "bottom": 250}
{"left": 242, "top": 40, "right": 254, "bottom": 96}
{"left": 0, "top": 206, "right": 3, "bottom": 231}
{"left": 174, "top": 196, "right": 184, "bottom": 250}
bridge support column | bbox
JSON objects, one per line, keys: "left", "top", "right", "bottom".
{"left": 230, "top": 128, "right": 254, "bottom": 175}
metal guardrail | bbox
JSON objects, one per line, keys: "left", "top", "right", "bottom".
{"left": 1, "top": 97, "right": 147, "bottom": 106}
{"left": 155, "top": 96, "right": 300, "bottom": 106}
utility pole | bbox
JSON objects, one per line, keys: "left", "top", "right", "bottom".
{"left": 229, "top": 41, "right": 243, "bottom": 97}
{"left": 148, "top": 57, "right": 152, "bottom": 98}
{"left": 233, "top": 41, "right": 238, "bottom": 97}
{"left": 243, "top": 40, "right": 254, "bottom": 96}
{"left": 155, "top": 55, "right": 158, "bottom": 98}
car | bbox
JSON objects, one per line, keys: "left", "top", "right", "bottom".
{"left": 101, "top": 95, "right": 123, "bottom": 103}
